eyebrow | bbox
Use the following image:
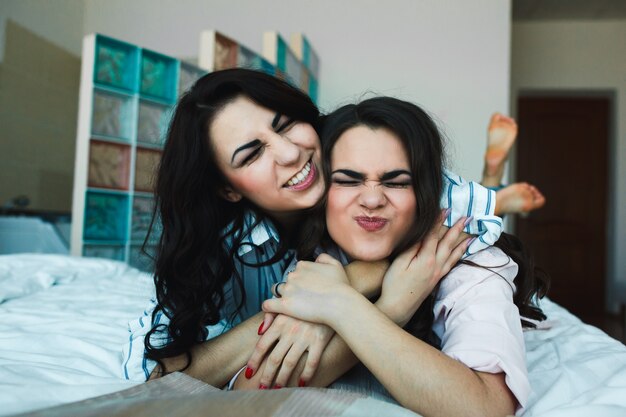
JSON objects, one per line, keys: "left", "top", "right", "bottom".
{"left": 331, "top": 169, "right": 412, "bottom": 181}
{"left": 331, "top": 169, "right": 365, "bottom": 180}
{"left": 271, "top": 113, "right": 281, "bottom": 129}
{"left": 380, "top": 170, "right": 412, "bottom": 181}
{"left": 231, "top": 139, "right": 262, "bottom": 165}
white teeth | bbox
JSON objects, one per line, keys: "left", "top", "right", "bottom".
{"left": 286, "top": 161, "right": 312, "bottom": 187}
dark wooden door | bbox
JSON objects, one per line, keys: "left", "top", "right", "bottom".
{"left": 516, "top": 96, "right": 609, "bottom": 319}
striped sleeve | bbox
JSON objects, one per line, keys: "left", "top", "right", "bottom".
{"left": 440, "top": 169, "right": 503, "bottom": 257}
{"left": 121, "top": 299, "right": 232, "bottom": 382}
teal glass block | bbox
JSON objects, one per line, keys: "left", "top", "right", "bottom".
{"left": 131, "top": 196, "right": 160, "bottom": 242}
{"left": 92, "top": 89, "right": 134, "bottom": 140}
{"left": 94, "top": 35, "right": 139, "bottom": 92}
{"left": 259, "top": 58, "right": 275, "bottom": 75}
{"left": 83, "top": 244, "right": 125, "bottom": 261}
{"left": 84, "top": 191, "right": 129, "bottom": 241}
{"left": 140, "top": 50, "right": 177, "bottom": 102}
{"left": 137, "top": 100, "right": 171, "bottom": 146}
{"left": 178, "top": 63, "right": 205, "bottom": 96}
{"left": 277, "top": 37, "right": 287, "bottom": 72}
{"left": 309, "top": 77, "right": 318, "bottom": 105}
{"left": 129, "top": 244, "right": 156, "bottom": 272}
{"left": 302, "top": 38, "right": 311, "bottom": 68}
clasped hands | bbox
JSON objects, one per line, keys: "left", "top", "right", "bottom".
{"left": 235, "top": 212, "right": 471, "bottom": 389}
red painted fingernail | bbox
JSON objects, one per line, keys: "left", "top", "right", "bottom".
{"left": 259, "top": 384, "right": 268, "bottom": 390}
{"left": 245, "top": 366, "right": 254, "bottom": 379}
{"left": 257, "top": 321, "right": 265, "bottom": 335}
{"left": 298, "top": 379, "right": 306, "bottom": 387}
{"left": 273, "top": 384, "right": 282, "bottom": 389}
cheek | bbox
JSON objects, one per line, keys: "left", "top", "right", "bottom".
{"left": 326, "top": 187, "right": 356, "bottom": 238}
{"left": 293, "top": 124, "right": 321, "bottom": 151}
{"left": 225, "top": 161, "right": 274, "bottom": 194}
{"left": 391, "top": 191, "right": 417, "bottom": 226}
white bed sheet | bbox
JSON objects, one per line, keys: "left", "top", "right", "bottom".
{"left": 1, "top": 254, "right": 625, "bottom": 416}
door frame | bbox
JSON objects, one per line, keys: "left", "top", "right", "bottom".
{"left": 514, "top": 89, "right": 618, "bottom": 313}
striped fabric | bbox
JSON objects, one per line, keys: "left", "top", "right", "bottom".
{"left": 122, "top": 171, "right": 503, "bottom": 382}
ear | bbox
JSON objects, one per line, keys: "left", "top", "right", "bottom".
{"left": 220, "top": 186, "right": 243, "bottom": 203}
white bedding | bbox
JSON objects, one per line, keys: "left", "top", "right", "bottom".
{"left": 1, "top": 254, "right": 625, "bottom": 416}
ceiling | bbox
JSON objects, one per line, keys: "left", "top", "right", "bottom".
{"left": 513, "top": 0, "right": 626, "bottom": 20}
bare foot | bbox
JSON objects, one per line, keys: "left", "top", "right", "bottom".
{"left": 494, "top": 183, "right": 546, "bottom": 216}
{"left": 482, "top": 113, "right": 518, "bottom": 187}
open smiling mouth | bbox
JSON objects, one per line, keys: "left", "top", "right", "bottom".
{"left": 284, "top": 159, "right": 316, "bottom": 190}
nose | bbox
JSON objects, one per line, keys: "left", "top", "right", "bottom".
{"left": 270, "top": 132, "right": 301, "bottom": 166}
{"left": 358, "top": 183, "right": 387, "bottom": 210}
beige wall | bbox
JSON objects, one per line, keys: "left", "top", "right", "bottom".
{"left": 0, "top": 0, "right": 512, "bottom": 207}
{"left": 0, "top": 21, "right": 80, "bottom": 211}
{"left": 511, "top": 20, "right": 626, "bottom": 311}
{"left": 83, "top": 0, "right": 512, "bottom": 181}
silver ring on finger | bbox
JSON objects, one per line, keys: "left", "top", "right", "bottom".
{"left": 272, "top": 282, "right": 286, "bottom": 298}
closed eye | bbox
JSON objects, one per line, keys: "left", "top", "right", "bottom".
{"left": 332, "top": 179, "right": 361, "bottom": 186}
{"left": 383, "top": 181, "right": 411, "bottom": 188}
{"left": 240, "top": 145, "right": 265, "bottom": 165}
{"left": 275, "top": 118, "right": 296, "bottom": 133}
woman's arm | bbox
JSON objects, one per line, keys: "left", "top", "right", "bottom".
{"left": 327, "top": 294, "right": 516, "bottom": 417}
{"left": 150, "top": 311, "right": 264, "bottom": 387}
{"left": 262, "top": 227, "right": 517, "bottom": 417}
{"left": 152, "top": 259, "right": 389, "bottom": 387}
{"left": 235, "top": 216, "right": 470, "bottom": 390}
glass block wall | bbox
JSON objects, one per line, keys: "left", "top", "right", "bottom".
{"left": 199, "top": 30, "right": 319, "bottom": 104}
{"left": 71, "top": 34, "right": 206, "bottom": 271}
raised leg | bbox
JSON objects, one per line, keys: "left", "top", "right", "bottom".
{"left": 482, "top": 113, "right": 518, "bottom": 187}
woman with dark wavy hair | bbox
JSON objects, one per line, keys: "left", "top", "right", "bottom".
{"left": 121, "top": 69, "right": 505, "bottom": 390}
{"left": 261, "top": 97, "right": 549, "bottom": 416}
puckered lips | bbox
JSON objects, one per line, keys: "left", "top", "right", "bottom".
{"left": 283, "top": 159, "right": 316, "bottom": 191}
{"left": 354, "top": 216, "right": 388, "bottom": 232}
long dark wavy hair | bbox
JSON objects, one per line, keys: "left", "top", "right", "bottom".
{"left": 144, "top": 69, "right": 320, "bottom": 372}
{"left": 297, "top": 97, "right": 549, "bottom": 345}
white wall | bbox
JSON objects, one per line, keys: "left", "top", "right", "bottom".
{"left": 0, "top": 0, "right": 84, "bottom": 62}
{"left": 511, "top": 20, "right": 626, "bottom": 311}
{"left": 82, "top": 0, "right": 512, "bottom": 181}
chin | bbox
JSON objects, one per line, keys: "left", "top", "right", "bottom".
{"left": 346, "top": 246, "right": 392, "bottom": 262}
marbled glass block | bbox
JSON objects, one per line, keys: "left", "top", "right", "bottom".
{"left": 83, "top": 244, "right": 125, "bottom": 261}
{"left": 131, "top": 196, "right": 156, "bottom": 242}
{"left": 94, "top": 36, "right": 139, "bottom": 92}
{"left": 285, "top": 50, "right": 302, "bottom": 88}
{"left": 83, "top": 192, "right": 129, "bottom": 241}
{"left": 179, "top": 63, "right": 205, "bottom": 96}
{"left": 129, "top": 244, "right": 156, "bottom": 272}
{"left": 137, "top": 101, "right": 171, "bottom": 146}
{"left": 214, "top": 33, "right": 238, "bottom": 71}
{"left": 134, "top": 148, "right": 161, "bottom": 192}
{"left": 92, "top": 90, "right": 134, "bottom": 140}
{"left": 88, "top": 141, "right": 131, "bottom": 190}
{"left": 140, "top": 50, "right": 177, "bottom": 102}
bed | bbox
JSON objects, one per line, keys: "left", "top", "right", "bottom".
{"left": 1, "top": 254, "right": 626, "bottom": 416}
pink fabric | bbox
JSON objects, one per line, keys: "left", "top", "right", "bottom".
{"left": 433, "top": 247, "right": 529, "bottom": 412}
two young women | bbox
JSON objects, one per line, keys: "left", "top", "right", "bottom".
{"left": 123, "top": 69, "right": 546, "bottom": 416}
